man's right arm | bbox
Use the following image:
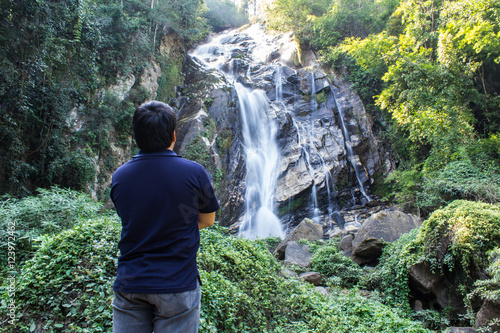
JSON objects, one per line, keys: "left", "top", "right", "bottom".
{"left": 198, "top": 212, "right": 215, "bottom": 230}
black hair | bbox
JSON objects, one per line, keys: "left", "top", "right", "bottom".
{"left": 133, "top": 101, "right": 177, "bottom": 152}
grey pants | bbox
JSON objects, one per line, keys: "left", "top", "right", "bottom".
{"left": 112, "top": 283, "right": 201, "bottom": 333}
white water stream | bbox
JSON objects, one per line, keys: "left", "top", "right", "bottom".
{"left": 235, "top": 83, "right": 283, "bottom": 239}
{"left": 190, "top": 24, "right": 372, "bottom": 237}
{"left": 330, "top": 87, "right": 371, "bottom": 202}
{"left": 190, "top": 25, "right": 285, "bottom": 239}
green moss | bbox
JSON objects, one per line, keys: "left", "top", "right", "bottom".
{"left": 157, "top": 56, "right": 184, "bottom": 103}
{"left": 364, "top": 200, "right": 500, "bottom": 318}
{"left": 203, "top": 117, "right": 217, "bottom": 139}
{"left": 278, "top": 196, "right": 305, "bottom": 215}
{"left": 183, "top": 134, "right": 211, "bottom": 170}
{"left": 418, "top": 200, "right": 500, "bottom": 275}
{"left": 315, "top": 90, "right": 327, "bottom": 104}
{"left": 216, "top": 129, "right": 233, "bottom": 161}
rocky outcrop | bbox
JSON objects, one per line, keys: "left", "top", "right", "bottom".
{"left": 476, "top": 300, "right": 500, "bottom": 332}
{"left": 180, "top": 24, "right": 395, "bottom": 228}
{"left": 350, "top": 210, "right": 421, "bottom": 264}
{"left": 274, "top": 218, "right": 323, "bottom": 259}
{"left": 409, "top": 261, "right": 443, "bottom": 295}
{"left": 339, "top": 234, "right": 354, "bottom": 257}
{"left": 284, "top": 241, "right": 312, "bottom": 267}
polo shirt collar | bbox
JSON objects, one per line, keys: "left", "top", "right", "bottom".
{"left": 134, "top": 149, "right": 179, "bottom": 158}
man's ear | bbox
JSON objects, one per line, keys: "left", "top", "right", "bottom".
{"left": 172, "top": 130, "right": 176, "bottom": 143}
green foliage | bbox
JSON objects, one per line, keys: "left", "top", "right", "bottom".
{"left": 419, "top": 158, "right": 500, "bottom": 211}
{"left": 311, "top": 0, "right": 381, "bottom": 50}
{"left": 474, "top": 247, "right": 500, "bottom": 303}
{"left": 203, "top": 0, "right": 249, "bottom": 32}
{"left": 362, "top": 229, "right": 422, "bottom": 315}
{"left": 150, "top": 0, "right": 208, "bottom": 46}
{"left": 47, "top": 151, "right": 96, "bottom": 191}
{"left": 383, "top": 144, "right": 500, "bottom": 213}
{"left": 0, "top": 187, "right": 102, "bottom": 269}
{"left": 309, "top": 239, "right": 363, "bottom": 289}
{"left": 0, "top": 0, "right": 208, "bottom": 196}
{"left": 314, "top": 90, "right": 327, "bottom": 104}
{"left": 383, "top": 165, "right": 423, "bottom": 205}
{"left": 198, "top": 225, "right": 430, "bottom": 333}
{"left": 266, "top": 0, "right": 331, "bottom": 49}
{"left": 267, "top": 0, "right": 401, "bottom": 52}
{"left": 0, "top": 216, "right": 119, "bottom": 332}
{"left": 157, "top": 56, "right": 184, "bottom": 103}
{"left": 183, "top": 134, "right": 211, "bottom": 170}
{"left": 411, "top": 309, "right": 451, "bottom": 331}
{"left": 365, "top": 200, "right": 500, "bottom": 320}
{"left": 291, "top": 0, "right": 500, "bottom": 204}
{"left": 0, "top": 207, "right": 431, "bottom": 333}
{"left": 419, "top": 200, "right": 500, "bottom": 278}
{"left": 377, "top": 48, "right": 476, "bottom": 154}
{"left": 215, "top": 128, "right": 233, "bottom": 160}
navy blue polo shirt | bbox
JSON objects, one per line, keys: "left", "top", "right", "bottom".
{"left": 110, "top": 149, "right": 219, "bottom": 293}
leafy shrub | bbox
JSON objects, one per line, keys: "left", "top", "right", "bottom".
{"left": 0, "top": 187, "right": 103, "bottom": 269}
{"left": 364, "top": 200, "right": 500, "bottom": 318}
{"left": 362, "top": 229, "right": 423, "bottom": 315}
{"left": 198, "top": 226, "right": 430, "bottom": 333}
{"left": 411, "top": 309, "right": 451, "bottom": 331}
{"left": 0, "top": 212, "right": 431, "bottom": 333}
{"left": 183, "top": 134, "right": 211, "bottom": 170}
{"left": 383, "top": 165, "right": 423, "bottom": 207}
{"left": 418, "top": 200, "right": 500, "bottom": 278}
{"left": 418, "top": 159, "right": 500, "bottom": 211}
{"left": 0, "top": 216, "right": 120, "bottom": 332}
{"left": 309, "top": 239, "right": 363, "bottom": 289}
{"left": 47, "top": 152, "right": 97, "bottom": 191}
{"left": 474, "top": 247, "right": 500, "bottom": 303}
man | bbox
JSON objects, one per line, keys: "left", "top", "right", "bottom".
{"left": 110, "top": 101, "right": 220, "bottom": 333}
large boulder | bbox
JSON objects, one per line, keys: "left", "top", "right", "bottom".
{"left": 476, "top": 300, "right": 500, "bottom": 332}
{"left": 274, "top": 218, "right": 323, "bottom": 259}
{"left": 339, "top": 234, "right": 354, "bottom": 257}
{"left": 409, "top": 261, "right": 443, "bottom": 294}
{"left": 352, "top": 210, "right": 421, "bottom": 264}
{"left": 284, "top": 241, "right": 313, "bottom": 268}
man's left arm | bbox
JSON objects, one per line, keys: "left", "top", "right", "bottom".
{"left": 198, "top": 212, "right": 215, "bottom": 230}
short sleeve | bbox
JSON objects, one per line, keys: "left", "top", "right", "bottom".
{"left": 197, "top": 167, "right": 220, "bottom": 213}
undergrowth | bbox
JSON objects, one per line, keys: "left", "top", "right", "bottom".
{"left": 363, "top": 200, "right": 500, "bottom": 324}
{"left": 0, "top": 198, "right": 431, "bottom": 333}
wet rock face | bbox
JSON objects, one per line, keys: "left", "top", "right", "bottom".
{"left": 177, "top": 25, "right": 394, "bottom": 228}
{"left": 172, "top": 57, "right": 246, "bottom": 225}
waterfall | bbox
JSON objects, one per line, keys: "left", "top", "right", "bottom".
{"left": 308, "top": 73, "right": 320, "bottom": 221}
{"left": 236, "top": 83, "right": 284, "bottom": 239}
{"left": 331, "top": 86, "right": 371, "bottom": 202}
{"left": 189, "top": 27, "right": 285, "bottom": 239}
{"left": 187, "top": 24, "right": 379, "bottom": 236}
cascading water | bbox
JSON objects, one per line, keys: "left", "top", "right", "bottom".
{"left": 236, "top": 83, "right": 283, "bottom": 239}
{"left": 331, "top": 86, "right": 371, "bottom": 202}
{"left": 190, "top": 25, "right": 284, "bottom": 239}
{"left": 187, "top": 24, "right": 380, "bottom": 236}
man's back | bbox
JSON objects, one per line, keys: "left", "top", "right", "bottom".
{"left": 111, "top": 149, "right": 219, "bottom": 294}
